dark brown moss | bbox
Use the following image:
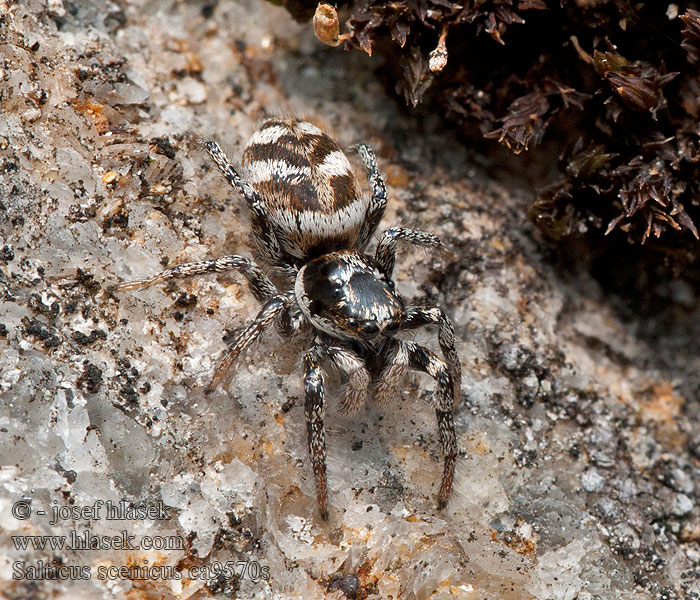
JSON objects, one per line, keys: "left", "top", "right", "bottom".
{"left": 268, "top": 0, "right": 700, "bottom": 296}
{"left": 680, "top": 8, "right": 700, "bottom": 64}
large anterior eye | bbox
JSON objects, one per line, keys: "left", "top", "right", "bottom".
{"left": 308, "top": 299, "right": 323, "bottom": 315}
{"left": 361, "top": 322, "right": 379, "bottom": 337}
{"left": 383, "top": 320, "right": 399, "bottom": 335}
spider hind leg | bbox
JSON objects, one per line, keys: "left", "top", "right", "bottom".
{"left": 380, "top": 340, "right": 457, "bottom": 509}
{"left": 401, "top": 305, "right": 461, "bottom": 403}
{"left": 205, "top": 141, "right": 284, "bottom": 268}
{"left": 303, "top": 344, "right": 329, "bottom": 520}
{"left": 353, "top": 143, "right": 388, "bottom": 250}
{"left": 206, "top": 293, "right": 290, "bottom": 393}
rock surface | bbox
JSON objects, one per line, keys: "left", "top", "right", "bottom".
{"left": 1, "top": 1, "right": 699, "bottom": 599}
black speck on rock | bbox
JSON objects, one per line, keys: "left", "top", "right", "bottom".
{"left": 78, "top": 362, "right": 103, "bottom": 394}
{"left": 22, "top": 317, "right": 61, "bottom": 348}
{"left": 1, "top": 245, "right": 14, "bottom": 262}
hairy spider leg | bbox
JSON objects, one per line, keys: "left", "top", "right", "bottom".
{"left": 374, "top": 227, "right": 446, "bottom": 278}
{"left": 205, "top": 141, "right": 286, "bottom": 270}
{"left": 380, "top": 340, "right": 457, "bottom": 509}
{"left": 207, "top": 293, "right": 291, "bottom": 393}
{"left": 373, "top": 359, "right": 408, "bottom": 406}
{"left": 303, "top": 344, "right": 329, "bottom": 520}
{"left": 275, "top": 301, "right": 306, "bottom": 338}
{"left": 325, "top": 345, "right": 371, "bottom": 413}
{"left": 353, "top": 144, "right": 388, "bottom": 250}
{"left": 112, "top": 255, "right": 277, "bottom": 303}
{"left": 401, "top": 305, "right": 461, "bottom": 403}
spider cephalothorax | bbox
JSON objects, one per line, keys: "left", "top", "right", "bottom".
{"left": 114, "top": 118, "right": 461, "bottom": 520}
{"left": 296, "top": 250, "right": 404, "bottom": 341}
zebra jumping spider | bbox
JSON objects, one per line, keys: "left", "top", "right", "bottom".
{"left": 114, "top": 118, "right": 461, "bottom": 520}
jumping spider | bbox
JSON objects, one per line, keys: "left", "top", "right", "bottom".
{"left": 114, "top": 118, "right": 461, "bottom": 519}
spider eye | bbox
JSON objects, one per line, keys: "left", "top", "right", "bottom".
{"left": 383, "top": 320, "right": 400, "bottom": 335}
{"left": 331, "top": 287, "right": 343, "bottom": 300}
{"left": 360, "top": 321, "right": 379, "bottom": 339}
{"left": 308, "top": 300, "right": 323, "bottom": 315}
{"left": 386, "top": 279, "right": 395, "bottom": 290}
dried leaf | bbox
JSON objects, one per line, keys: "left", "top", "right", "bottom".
{"left": 593, "top": 50, "right": 678, "bottom": 116}
{"left": 397, "top": 47, "right": 434, "bottom": 107}
{"left": 518, "top": 0, "right": 547, "bottom": 9}
{"left": 566, "top": 143, "right": 617, "bottom": 178}
{"left": 391, "top": 21, "right": 410, "bottom": 47}
{"left": 680, "top": 9, "right": 700, "bottom": 65}
{"left": 484, "top": 12, "right": 505, "bottom": 44}
{"left": 485, "top": 91, "right": 551, "bottom": 154}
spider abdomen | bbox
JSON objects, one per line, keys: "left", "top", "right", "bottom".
{"left": 242, "top": 118, "right": 368, "bottom": 261}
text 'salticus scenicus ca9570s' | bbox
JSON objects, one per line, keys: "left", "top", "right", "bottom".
{"left": 114, "top": 118, "right": 461, "bottom": 520}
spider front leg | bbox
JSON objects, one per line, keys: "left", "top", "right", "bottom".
{"left": 303, "top": 343, "right": 329, "bottom": 520}
{"left": 353, "top": 144, "right": 388, "bottom": 250}
{"left": 381, "top": 340, "right": 457, "bottom": 509}
{"left": 207, "top": 293, "right": 291, "bottom": 393}
{"left": 401, "top": 306, "right": 461, "bottom": 403}
{"left": 112, "top": 255, "right": 277, "bottom": 303}
{"left": 205, "top": 141, "right": 284, "bottom": 267}
{"left": 326, "top": 345, "right": 370, "bottom": 414}
{"left": 275, "top": 301, "right": 306, "bottom": 338}
{"left": 374, "top": 227, "right": 447, "bottom": 278}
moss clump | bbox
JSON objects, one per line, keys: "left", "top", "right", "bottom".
{"left": 271, "top": 1, "right": 700, "bottom": 255}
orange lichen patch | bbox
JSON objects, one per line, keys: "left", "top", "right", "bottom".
{"left": 639, "top": 381, "right": 684, "bottom": 424}
{"left": 636, "top": 380, "right": 688, "bottom": 450}
{"left": 465, "top": 432, "right": 492, "bottom": 455}
{"left": 168, "top": 42, "right": 205, "bottom": 78}
{"left": 517, "top": 295, "right": 530, "bottom": 319}
{"left": 390, "top": 445, "right": 438, "bottom": 493}
{"left": 125, "top": 552, "right": 170, "bottom": 568}
{"left": 150, "top": 183, "right": 169, "bottom": 195}
{"left": 126, "top": 583, "right": 178, "bottom": 600}
{"left": 356, "top": 557, "right": 380, "bottom": 590}
{"left": 406, "top": 513, "right": 422, "bottom": 523}
{"left": 212, "top": 449, "right": 237, "bottom": 465}
{"left": 185, "top": 52, "right": 203, "bottom": 76}
{"left": 385, "top": 163, "right": 409, "bottom": 187}
{"left": 680, "top": 523, "right": 700, "bottom": 543}
{"left": 72, "top": 99, "right": 110, "bottom": 133}
{"left": 341, "top": 525, "right": 373, "bottom": 545}
{"left": 212, "top": 432, "right": 260, "bottom": 467}
{"left": 200, "top": 297, "right": 221, "bottom": 313}
{"left": 487, "top": 237, "right": 507, "bottom": 253}
{"left": 102, "top": 170, "right": 119, "bottom": 185}
{"left": 491, "top": 518, "right": 539, "bottom": 556}
{"left": 223, "top": 282, "right": 246, "bottom": 301}
{"left": 164, "top": 37, "right": 189, "bottom": 54}
{"left": 392, "top": 445, "right": 418, "bottom": 460}
{"left": 117, "top": 552, "right": 182, "bottom": 599}
{"left": 503, "top": 532, "right": 536, "bottom": 555}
